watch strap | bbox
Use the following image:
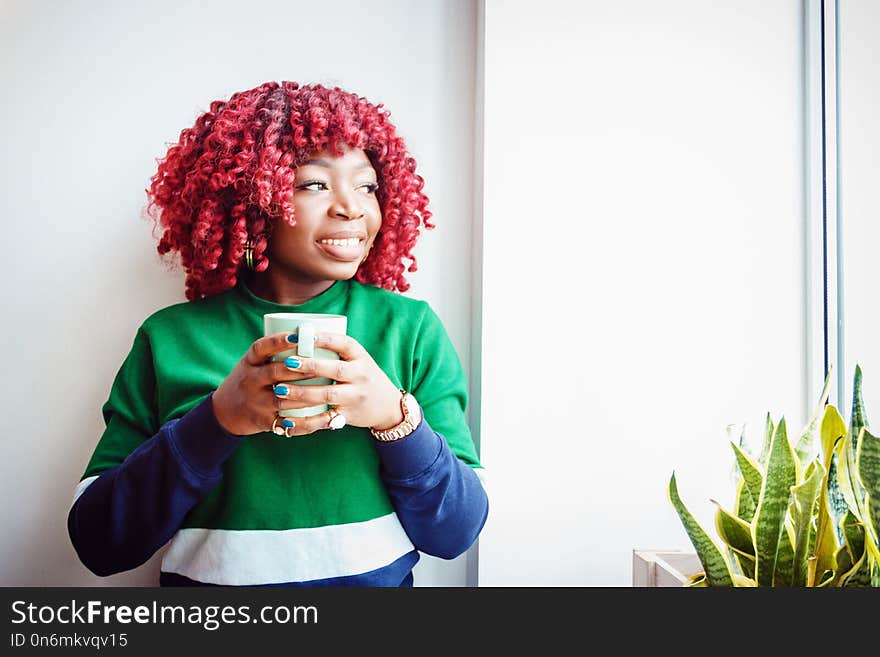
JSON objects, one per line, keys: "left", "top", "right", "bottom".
{"left": 370, "top": 389, "right": 419, "bottom": 442}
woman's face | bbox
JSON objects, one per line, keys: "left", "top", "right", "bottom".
{"left": 267, "top": 147, "right": 381, "bottom": 284}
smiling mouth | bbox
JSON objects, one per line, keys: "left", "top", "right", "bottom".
{"left": 315, "top": 237, "right": 366, "bottom": 262}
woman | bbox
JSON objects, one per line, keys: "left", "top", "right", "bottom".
{"left": 67, "top": 81, "right": 488, "bottom": 587}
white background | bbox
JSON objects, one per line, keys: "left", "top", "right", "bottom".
{"left": 478, "top": 0, "right": 808, "bottom": 585}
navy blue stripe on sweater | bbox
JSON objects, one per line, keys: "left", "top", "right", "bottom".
{"left": 374, "top": 414, "right": 489, "bottom": 561}
{"left": 68, "top": 394, "right": 488, "bottom": 585}
{"left": 68, "top": 395, "right": 242, "bottom": 578}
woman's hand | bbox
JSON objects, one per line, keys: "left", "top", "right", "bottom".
{"left": 211, "top": 332, "right": 307, "bottom": 436}
{"left": 269, "top": 332, "right": 404, "bottom": 437}
{"left": 210, "top": 332, "right": 404, "bottom": 437}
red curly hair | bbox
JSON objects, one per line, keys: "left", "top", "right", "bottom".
{"left": 146, "top": 81, "right": 433, "bottom": 301}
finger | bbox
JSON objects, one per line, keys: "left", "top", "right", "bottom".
{"left": 269, "top": 415, "right": 298, "bottom": 437}
{"left": 266, "top": 357, "right": 351, "bottom": 385}
{"left": 245, "top": 331, "right": 299, "bottom": 366}
{"left": 252, "top": 357, "right": 315, "bottom": 388}
{"left": 278, "top": 410, "right": 337, "bottom": 438}
{"left": 271, "top": 382, "right": 348, "bottom": 409}
{"left": 315, "top": 333, "right": 367, "bottom": 362}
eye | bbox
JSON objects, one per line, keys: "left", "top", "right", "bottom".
{"left": 295, "top": 180, "right": 328, "bottom": 192}
{"left": 359, "top": 182, "right": 379, "bottom": 194}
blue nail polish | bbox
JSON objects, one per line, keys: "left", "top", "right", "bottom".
{"left": 286, "top": 333, "right": 299, "bottom": 343}
{"left": 285, "top": 357, "right": 301, "bottom": 369}
{"left": 281, "top": 419, "right": 295, "bottom": 428}
{"left": 273, "top": 384, "right": 289, "bottom": 396}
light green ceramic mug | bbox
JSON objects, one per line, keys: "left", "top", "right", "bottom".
{"left": 263, "top": 312, "right": 348, "bottom": 418}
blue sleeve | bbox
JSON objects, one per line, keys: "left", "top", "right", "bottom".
{"left": 374, "top": 411, "right": 489, "bottom": 560}
{"left": 67, "top": 394, "right": 244, "bottom": 577}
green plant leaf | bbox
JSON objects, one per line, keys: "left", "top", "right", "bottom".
{"left": 667, "top": 472, "right": 734, "bottom": 587}
{"left": 725, "top": 546, "right": 756, "bottom": 581}
{"left": 856, "top": 428, "right": 880, "bottom": 562}
{"left": 831, "top": 542, "right": 854, "bottom": 587}
{"left": 733, "top": 551, "right": 756, "bottom": 581}
{"left": 822, "top": 404, "right": 849, "bottom": 546}
{"left": 837, "top": 366, "right": 869, "bottom": 525}
{"left": 795, "top": 369, "right": 833, "bottom": 467}
{"left": 731, "top": 442, "right": 763, "bottom": 522}
{"left": 735, "top": 479, "right": 756, "bottom": 525}
{"left": 839, "top": 510, "right": 870, "bottom": 587}
{"left": 836, "top": 429, "right": 867, "bottom": 526}
{"left": 827, "top": 457, "right": 848, "bottom": 545}
{"left": 791, "top": 458, "right": 825, "bottom": 586}
{"left": 841, "top": 551, "right": 872, "bottom": 587}
{"left": 729, "top": 424, "right": 749, "bottom": 482}
{"left": 842, "top": 509, "right": 865, "bottom": 558}
{"left": 752, "top": 417, "right": 797, "bottom": 586}
{"left": 851, "top": 364, "right": 868, "bottom": 443}
{"left": 825, "top": 510, "right": 864, "bottom": 587}
{"left": 773, "top": 524, "right": 796, "bottom": 587}
{"left": 724, "top": 505, "right": 756, "bottom": 580}
{"left": 712, "top": 500, "right": 755, "bottom": 559}
{"left": 758, "top": 412, "right": 775, "bottom": 470}
{"left": 807, "top": 404, "right": 846, "bottom": 586}
{"left": 820, "top": 404, "right": 847, "bottom": 464}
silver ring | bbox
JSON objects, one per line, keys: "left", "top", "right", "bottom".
{"left": 328, "top": 410, "right": 347, "bottom": 431}
{"left": 271, "top": 417, "right": 286, "bottom": 436}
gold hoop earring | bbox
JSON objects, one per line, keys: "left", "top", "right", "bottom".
{"left": 244, "top": 238, "right": 255, "bottom": 271}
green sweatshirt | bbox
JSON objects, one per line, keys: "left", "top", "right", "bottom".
{"left": 68, "top": 278, "right": 488, "bottom": 586}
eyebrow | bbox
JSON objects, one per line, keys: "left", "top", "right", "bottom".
{"left": 301, "top": 158, "right": 374, "bottom": 169}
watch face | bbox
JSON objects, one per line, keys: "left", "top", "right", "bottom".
{"left": 403, "top": 393, "right": 419, "bottom": 420}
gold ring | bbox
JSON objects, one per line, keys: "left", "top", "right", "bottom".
{"left": 271, "top": 417, "right": 286, "bottom": 436}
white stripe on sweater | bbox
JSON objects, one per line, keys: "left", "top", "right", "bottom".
{"left": 71, "top": 476, "right": 100, "bottom": 509}
{"left": 160, "top": 513, "right": 416, "bottom": 585}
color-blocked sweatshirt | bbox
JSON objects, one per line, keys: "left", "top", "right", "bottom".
{"left": 67, "top": 279, "right": 488, "bottom": 586}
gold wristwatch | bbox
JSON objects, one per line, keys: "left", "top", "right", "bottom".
{"left": 370, "top": 389, "right": 421, "bottom": 442}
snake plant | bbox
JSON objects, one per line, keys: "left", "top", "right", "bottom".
{"left": 668, "top": 365, "right": 880, "bottom": 587}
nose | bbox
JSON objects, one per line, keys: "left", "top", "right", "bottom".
{"left": 330, "top": 189, "right": 365, "bottom": 221}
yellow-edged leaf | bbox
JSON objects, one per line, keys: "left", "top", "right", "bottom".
{"left": 668, "top": 473, "right": 734, "bottom": 587}
{"left": 856, "top": 428, "right": 880, "bottom": 555}
{"left": 712, "top": 500, "right": 755, "bottom": 559}
{"left": 731, "top": 442, "right": 763, "bottom": 522}
{"left": 791, "top": 458, "right": 825, "bottom": 586}
{"left": 836, "top": 431, "right": 867, "bottom": 523}
{"left": 837, "top": 367, "right": 869, "bottom": 523}
{"left": 822, "top": 405, "right": 849, "bottom": 546}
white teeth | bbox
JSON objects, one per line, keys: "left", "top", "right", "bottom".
{"left": 319, "top": 238, "right": 360, "bottom": 247}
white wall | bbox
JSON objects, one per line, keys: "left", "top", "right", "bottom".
{"left": 838, "top": 0, "right": 880, "bottom": 421}
{"left": 478, "top": 0, "right": 808, "bottom": 585}
{"left": 0, "top": 0, "right": 478, "bottom": 587}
